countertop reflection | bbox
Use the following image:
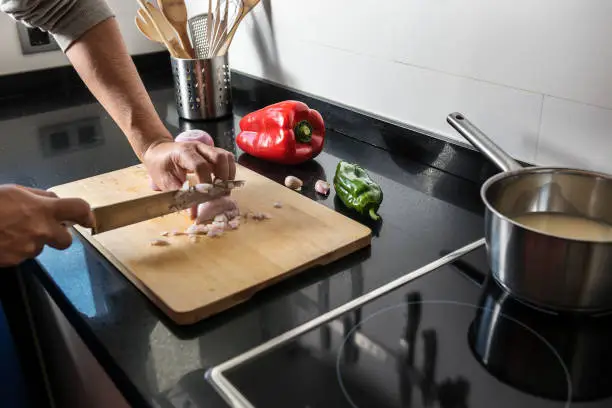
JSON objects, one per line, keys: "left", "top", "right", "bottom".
{"left": 0, "top": 73, "right": 487, "bottom": 407}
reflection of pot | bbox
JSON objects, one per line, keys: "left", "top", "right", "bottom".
{"left": 237, "top": 154, "right": 328, "bottom": 201}
{"left": 448, "top": 256, "right": 612, "bottom": 402}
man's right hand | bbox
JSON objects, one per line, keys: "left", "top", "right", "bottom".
{"left": 0, "top": 185, "right": 94, "bottom": 267}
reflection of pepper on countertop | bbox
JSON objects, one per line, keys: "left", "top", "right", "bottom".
{"left": 237, "top": 153, "right": 328, "bottom": 201}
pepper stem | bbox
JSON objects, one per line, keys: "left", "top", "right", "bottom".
{"left": 294, "top": 120, "right": 313, "bottom": 143}
{"left": 369, "top": 208, "right": 380, "bottom": 221}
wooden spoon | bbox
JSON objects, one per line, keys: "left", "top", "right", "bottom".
{"left": 135, "top": 0, "right": 191, "bottom": 58}
{"left": 215, "top": 0, "right": 261, "bottom": 56}
{"left": 144, "top": 1, "right": 192, "bottom": 58}
{"left": 157, "top": 0, "right": 194, "bottom": 57}
{"left": 135, "top": 0, "right": 176, "bottom": 55}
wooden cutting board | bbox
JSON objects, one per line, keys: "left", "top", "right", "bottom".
{"left": 49, "top": 164, "right": 371, "bottom": 325}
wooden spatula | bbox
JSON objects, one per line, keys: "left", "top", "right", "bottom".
{"left": 157, "top": 0, "right": 194, "bottom": 58}
{"left": 135, "top": 13, "right": 160, "bottom": 43}
{"left": 137, "top": 8, "right": 185, "bottom": 55}
{"left": 135, "top": 0, "right": 191, "bottom": 58}
{"left": 144, "top": 1, "right": 192, "bottom": 58}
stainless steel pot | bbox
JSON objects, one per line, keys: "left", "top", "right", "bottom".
{"left": 447, "top": 112, "right": 612, "bottom": 313}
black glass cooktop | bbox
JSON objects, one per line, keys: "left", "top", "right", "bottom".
{"left": 219, "top": 245, "right": 612, "bottom": 407}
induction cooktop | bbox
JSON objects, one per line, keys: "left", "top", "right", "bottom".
{"left": 206, "top": 239, "right": 612, "bottom": 408}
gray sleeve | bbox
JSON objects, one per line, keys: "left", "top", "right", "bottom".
{"left": 0, "top": 0, "right": 116, "bottom": 51}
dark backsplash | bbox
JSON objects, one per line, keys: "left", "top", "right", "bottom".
{"left": 0, "top": 52, "right": 173, "bottom": 119}
{"left": 0, "top": 51, "right": 501, "bottom": 185}
{"left": 230, "top": 71, "right": 502, "bottom": 185}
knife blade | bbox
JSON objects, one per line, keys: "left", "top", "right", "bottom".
{"left": 90, "top": 180, "right": 245, "bottom": 234}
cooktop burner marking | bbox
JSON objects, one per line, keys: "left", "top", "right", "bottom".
{"left": 335, "top": 300, "right": 572, "bottom": 408}
{"left": 206, "top": 239, "right": 487, "bottom": 408}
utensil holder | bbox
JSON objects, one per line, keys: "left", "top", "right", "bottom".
{"left": 171, "top": 54, "right": 232, "bottom": 121}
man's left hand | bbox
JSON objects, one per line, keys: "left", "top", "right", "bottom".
{"left": 143, "top": 141, "right": 236, "bottom": 190}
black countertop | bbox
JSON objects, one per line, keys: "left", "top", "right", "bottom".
{"left": 0, "top": 58, "right": 496, "bottom": 407}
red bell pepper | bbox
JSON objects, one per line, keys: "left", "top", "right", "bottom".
{"left": 236, "top": 100, "right": 325, "bottom": 165}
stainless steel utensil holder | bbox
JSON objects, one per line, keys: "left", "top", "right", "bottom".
{"left": 171, "top": 55, "right": 232, "bottom": 120}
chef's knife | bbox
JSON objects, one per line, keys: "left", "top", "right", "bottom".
{"left": 89, "top": 180, "right": 245, "bottom": 234}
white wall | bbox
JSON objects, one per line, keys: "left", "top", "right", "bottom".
{"left": 221, "top": 0, "right": 612, "bottom": 173}
{"left": 0, "top": 0, "right": 163, "bottom": 75}
{"left": 3, "top": 0, "right": 611, "bottom": 173}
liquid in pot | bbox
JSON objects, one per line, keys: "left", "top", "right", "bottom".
{"left": 512, "top": 212, "right": 612, "bottom": 241}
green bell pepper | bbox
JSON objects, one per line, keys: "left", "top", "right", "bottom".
{"left": 333, "top": 161, "right": 383, "bottom": 221}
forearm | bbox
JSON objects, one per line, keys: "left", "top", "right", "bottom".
{"left": 0, "top": 0, "right": 172, "bottom": 160}
{"left": 65, "top": 18, "right": 173, "bottom": 160}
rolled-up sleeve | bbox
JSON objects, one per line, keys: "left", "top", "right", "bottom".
{"left": 0, "top": 0, "right": 115, "bottom": 51}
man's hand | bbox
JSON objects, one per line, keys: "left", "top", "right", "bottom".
{"left": 61, "top": 18, "right": 236, "bottom": 200}
{"left": 143, "top": 141, "right": 237, "bottom": 190}
{"left": 0, "top": 185, "right": 94, "bottom": 267}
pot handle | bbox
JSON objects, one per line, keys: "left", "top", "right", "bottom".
{"left": 446, "top": 112, "right": 523, "bottom": 172}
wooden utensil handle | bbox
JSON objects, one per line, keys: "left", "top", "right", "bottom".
{"left": 136, "top": 0, "right": 188, "bottom": 58}
{"left": 177, "top": 27, "right": 194, "bottom": 56}
{"left": 135, "top": 0, "right": 176, "bottom": 56}
{"left": 135, "top": 15, "right": 156, "bottom": 42}
{"left": 169, "top": 37, "right": 191, "bottom": 58}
